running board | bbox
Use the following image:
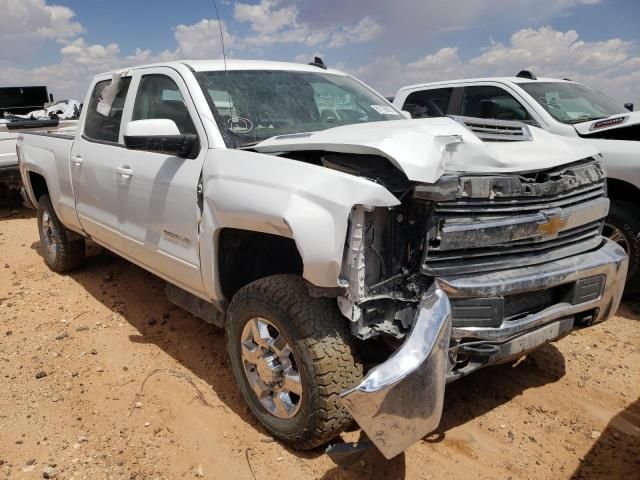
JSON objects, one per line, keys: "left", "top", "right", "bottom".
{"left": 165, "top": 283, "right": 225, "bottom": 328}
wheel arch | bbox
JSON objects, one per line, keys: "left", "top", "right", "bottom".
{"left": 607, "top": 177, "right": 640, "bottom": 202}
{"left": 26, "top": 171, "right": 50, "bottom": 207}
{"left": 217, "top": 228, "right": 304, "bottom": 301}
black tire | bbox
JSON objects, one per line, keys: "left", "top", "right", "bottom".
{"left": 226, "top": 274, "right": 363, "bottom": 450}
{"left": 37, "top": 194, "right": 85, "bottom": 272}
{"left": 605, "top": 199, "right": 640, "bottom": 297}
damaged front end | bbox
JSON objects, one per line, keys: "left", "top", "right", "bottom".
{"left": 332, "top": 154, "right": 627, "bottom": 459}
{"left": 341, "top": 287, "right": 451, "bottom": 459}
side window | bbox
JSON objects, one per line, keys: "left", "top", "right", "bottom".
{"left": 84, "top": 77, "right": 131, "bottom": 143}
{"left": 461, "top": 86, "right": 533, "bottom": 122}
{"left": 132, "top": 75, "right": 197, "bottom": 135}
{"left": 402, "top": 88, "right": 453, "bottom": 118}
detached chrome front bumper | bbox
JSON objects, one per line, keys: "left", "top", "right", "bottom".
{"left": 341, "top": 288, "right": 451, "bottom": 459}
{"left": 340, "top": 239, "right": 627, "bottom": 459}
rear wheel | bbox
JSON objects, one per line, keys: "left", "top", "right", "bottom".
{"left": 37, "top": 194, "right": 85, "bottom": 272}
{"left": 226, "top": 274, "right": 363, "bottom": 450}
{"left": 604, "top": 199, "right": 640, "bottom": 296}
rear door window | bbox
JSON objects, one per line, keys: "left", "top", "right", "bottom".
{"left": 83, "top": 77, "right": 131, "bottom": 143}
{"left": 460, "top": 85, "right": 533, "bottom": 122}
{"left": 402, "top": 88, "right": 453, "bottom": 118}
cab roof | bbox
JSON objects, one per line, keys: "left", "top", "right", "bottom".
{"left": 98, "top": 59, "right": 348, "bottom": 77}
{"left": 398, "top": 76, "right": 577, "bottom": 92}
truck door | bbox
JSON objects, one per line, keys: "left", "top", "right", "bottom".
{"left": 70, "top": 76, "right": 132, "bottom": 254}
{"left": 115, "top": 68, "right": 207, "bottom": 295}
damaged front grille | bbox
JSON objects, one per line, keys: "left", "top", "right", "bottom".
{"left": 421, "top": 157, "right": 607, "bottom": 275}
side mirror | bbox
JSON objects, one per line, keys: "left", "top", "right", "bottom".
{"left": 123, "top": 119, "right": 198, "bottom": 158}
{"left": 401, "top": 110, "right": 413, "bottom": 119}
{"left": 624, "top": 103, "right": 634, "bottom": 112}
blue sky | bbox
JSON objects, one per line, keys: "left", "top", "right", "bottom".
{"left": 0, "top": 0, "right": 639, "bottom": 105}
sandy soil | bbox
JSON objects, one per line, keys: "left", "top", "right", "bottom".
{"left": 1, "top": 200, "right": 639, "bottom": 480}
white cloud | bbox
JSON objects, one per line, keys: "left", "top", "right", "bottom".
{"left": 328, "top": 17, "right": 384, "bottom": 48}
{"left": 349, "top": 26, "right": 640, "bottom": 108}
{"left": 232, "top": 0, "right": 382, "bottom": 49}
{"left": 234, "top": 0, "right": 297, "bottom": 34}
{"left": 0, "top": 0, "right": 84, "bottom": 59}
{"left": 60, "top": 38, "right": 120, "bottom": 67}
{"left": 0, "top": 15, "right": 235, "bottom": 100}
{"left": 172, "top": 19, "right": 234, "bottom": 59}
{"left": 0, "top": 0, "right": 83, "bottom": 42}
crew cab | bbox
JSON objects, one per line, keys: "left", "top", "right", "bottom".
{"left": 18, "top": 60, "right": 627, "bottom": 459}
{"left": 393, "top": 72, "right": 640, "bottom": 295}
{"left": 1, "top": 86, "right": 78, "bottom": 199}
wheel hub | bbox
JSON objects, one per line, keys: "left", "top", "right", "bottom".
{"left": 240, "top": 317, "right": 303, "bottom": 419}
{"left": 255, "top": 352, "right": 283, "bottom": 384}
{"left": 41, "top": 210, "right": 57, "bottom": 257}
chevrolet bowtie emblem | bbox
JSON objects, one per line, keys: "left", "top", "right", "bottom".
{"left": 536, "top": 212, "right": 568, "bottom": 236}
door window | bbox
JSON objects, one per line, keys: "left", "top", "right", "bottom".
{"left": 460, "top": 86, "right": 533, "bottom": 122}
{"left": 84, "top": 77, "right": 131, "bottom": 143}
{"left": 402, "top": 88, "right": 453, "bottom": 118}
{"left": 132, "top": 75, "right": 197, "bottom": 134}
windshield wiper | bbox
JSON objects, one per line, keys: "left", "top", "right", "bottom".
{"left": 238, "top": 140, "right": 265, "bottom": 149}
{"left": 568, "top": 116, "right": 607, "bottom": 124}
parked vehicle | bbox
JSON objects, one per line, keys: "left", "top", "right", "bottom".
{"left": 1, "top": 86, "right": 79, "bottom": 199}
{"left": 393, "top": 72, "right": 640, "bottom": 295}
{"left": 18, "top": 60, "right": 627, "bottom": 459}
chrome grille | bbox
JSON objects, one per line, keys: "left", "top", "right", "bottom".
{"left": 423, "top": 158, "right": 607, "bottom": 275}
{"left": 435, "top": 181, "right": 605, "bottom": 215}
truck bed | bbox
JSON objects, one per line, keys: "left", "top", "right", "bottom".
{"left": 1, "top": 119, "right": 78, "bottom": 169}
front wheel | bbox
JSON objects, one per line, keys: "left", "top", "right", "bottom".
{"left": 604, "top": 199, "right": 640, "bottom": 297}
{"left": 226, "top": 274, "right": 363, "bottom": 450}
{"left": 37, "top": 194, "right": 85, "bottom": 272}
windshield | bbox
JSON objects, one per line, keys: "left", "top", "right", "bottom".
{"left": 195, "top": 69, "right": 402, "bottom": 148}
{"left": 520, "top": 82, "right": 628, "bottom": 124}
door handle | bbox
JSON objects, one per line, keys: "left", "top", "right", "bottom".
{"left": 116, "top": 166, "right": 133, "bottom": 178}
{"left": 71, "top": 155, "right": 83, "bottom": 166}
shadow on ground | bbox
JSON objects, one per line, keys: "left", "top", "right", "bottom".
{"left": 0, "top": 198, "right": 35, "bottom": 219}
{"left": 438, "top": 342, "right": 566, "bottom": 434}
{"left": 30, "top": 243, "right": 635, "bottom": 479}
{"left": 572, "top": 397, "right": 640, "bottom": 479}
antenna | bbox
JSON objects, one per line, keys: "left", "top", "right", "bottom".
{"left": 212, "top": 0, "right": 236, "bottom": 146}
{"left": 212, "top": 0, "right": 228, "bottom": 67}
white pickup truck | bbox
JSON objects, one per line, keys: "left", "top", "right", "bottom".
{"left": 17, "top": 60, "right": 627, "bottom": 459}
{"left": 393, "top": 72, "right": 640, "bottom": 295}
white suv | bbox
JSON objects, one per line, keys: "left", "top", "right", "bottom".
{"left": 393, "top": 72, "right": 640, "bottom": 296}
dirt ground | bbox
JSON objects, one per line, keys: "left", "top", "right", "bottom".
{"left": 1, "top": 200, "right": 639, "bottom": 480}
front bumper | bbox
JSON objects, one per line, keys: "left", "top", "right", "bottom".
{"left": 340, "top": 239, "right": 627, "bottom": 459}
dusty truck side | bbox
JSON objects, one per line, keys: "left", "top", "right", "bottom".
{"left": 17, "top": 60, "right": 627, "bottom": 459}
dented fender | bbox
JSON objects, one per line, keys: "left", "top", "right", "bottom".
{"left": 198, "top": 148, "right": 399, "bottom": 301}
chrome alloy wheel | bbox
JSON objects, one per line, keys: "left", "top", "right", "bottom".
{"left": 41, "top": 210, "right": 58, "bottom": 258}
{"left": 240, "top": 317, "right": 303, "bottom": 419}
{"left": 604, "top": 222, "right": 630, "bottom": 253}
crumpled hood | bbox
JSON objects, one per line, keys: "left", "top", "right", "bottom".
{"left": 573, "top": 111, "right": 640, "bottom": 136}
{"left": 251, "top": 117, "right": 600, "bottom": 183}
